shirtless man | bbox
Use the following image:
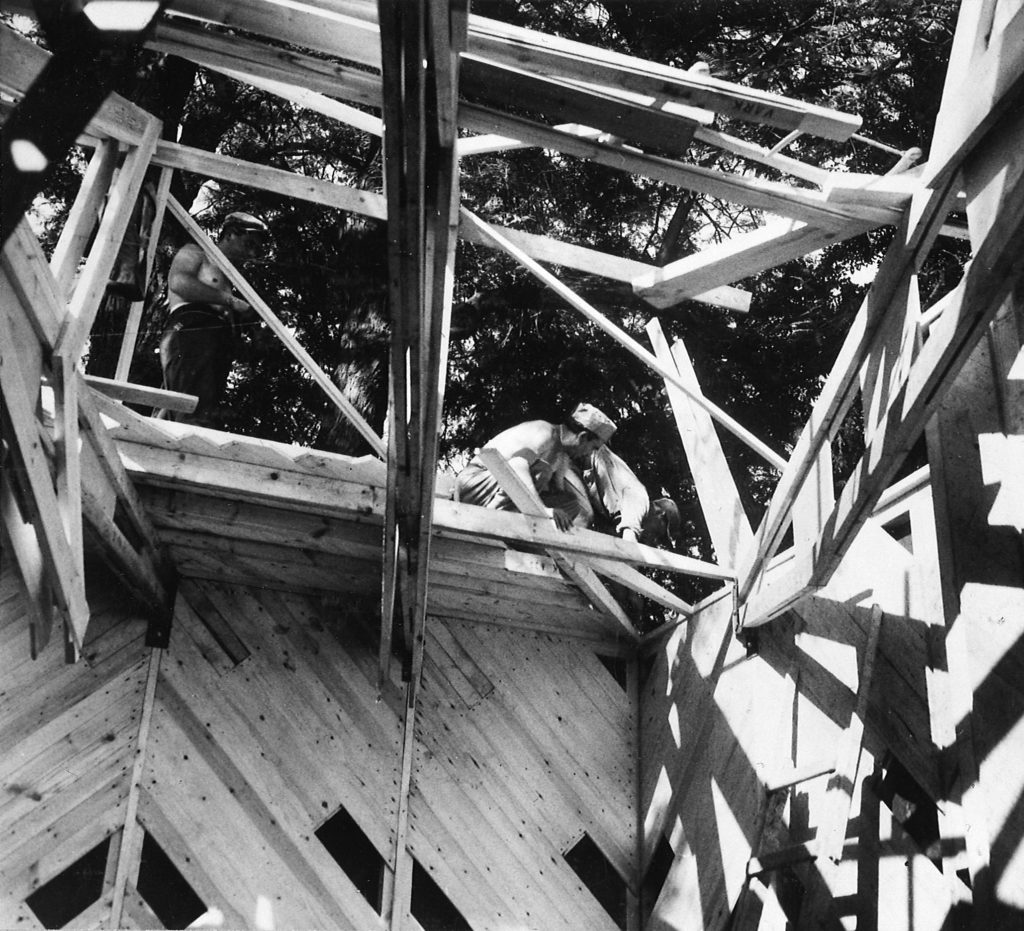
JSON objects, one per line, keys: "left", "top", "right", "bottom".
{"left": 454, "top": 403, "right": 617, "bottom": 530}
{"left": 155, "top": 211, "right": 269, "bottom": 425}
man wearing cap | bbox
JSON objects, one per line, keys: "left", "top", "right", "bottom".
{"left": 155, "top": 211, "right": 269, "bottom": 426}
{"left": 454, "top": 403, "right": 617, "bottom": 531}
{"left": 582, "top": 445, "right": 681, "bottom": 548}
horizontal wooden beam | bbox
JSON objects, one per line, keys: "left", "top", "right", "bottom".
{"left": 460, "top": 103, "right": 892, "bottom": 231}
{"left": 114, "top": 431, "right": 731, "bottom": 580}
{"left": 81, "top": 375, "right": 197, "bottom": 414}
{"left": 148, "top": 139, "right": 749, "bottom": 310}
{"left": 465, "top": 13, "right": 862, "bottom": 141}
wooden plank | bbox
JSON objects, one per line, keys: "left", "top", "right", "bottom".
{"left": 923, "top": 0, "right": 1024, "bottom": 190}
{"left": 634, "top": 220, "right": 873, "bottom": 310}
{"left": 811, "top": 160, "right": 1024, "bottom": 588}
{"left": 735, "top": 179, "right": 959, "bottom": 609}
{"left": 457, "top": 220, "right": 751, "bottom": 313}
{"left": 463, "top": 206, "right": 786, "bottom": 473}
{"left": 146, "top": 136, "right": 749, "bottom": 309}
{"left": 56, "top": 116, "right": 162, "bottom": 359}
{"left": 816, "top": 605, "right": 883, "bottom": 865}
{"left": 460, "top": 104, "right": 890, "bottom": 230}
{"left": 0, "top": 311, "right": 89, "bottom": 642}
{"left": 49, "top": 139, "right": 119, "bottom": 299}
{"left": 115, "top": 166, "right": 174, "bottom": 381}
{"left": 149, "top": 18, "right": 381, "bottom": 108}
{"left": 1, "top": 471, "right": 55, "bottom": 657}
{"left": 459, "top": 53, "right": 697, "bottom": 156}
{"left": 465, "top": 12, "right": 861, "bottom": 141}
{"left": 110, "top": 649, "right": 161, "bottom": 927}
{"left": 81, "top": 375, "right": 197, "bottom": 413}
{"left": 647, "top": 319, "right": 753, "bottom": 569}
{"left": 2, "top": 221, "right": 62, "bottom": 348}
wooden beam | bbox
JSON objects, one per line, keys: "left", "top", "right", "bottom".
{"left": 465, "top": 12, "right": 862, "bottom": 142}
{"left": 2, "top": 221, "right": 62, "bottom": 348}
{"left": 145, "top": 141, "right": 753, "bottom": 310}
{"left": 633, "top": 219, "right": 873, "bottom": 310}
{"left": 210, "top": 64, "right": 383, "bottom": 137}
{"left": 110, "top": 648, "right": 162, "bottom": 927}
{"left": 474, "top": 447, "right": 638, "bottom": 637}
{"left": 811, "top": 162, "right": 1024, "bottom": 588}
{"left": 0, "top": 308, "right": 90, "bottom": 646}
{"left": 149, "top": 18, "right": 382, "bottom": 109}
{"left": 923, "top": 0, "right": 1024, "bottom": 191}
{"left": 165, "top": 195, "right": 387, "bottom": 457}
{"left": 647, "top": 319, "right": 753, "bottom": 569}
{"left": 56, "top": 115, "right": 162, "bottom": 360}
{"left": 115, "top": 166, "right": 174, "bottom": 381}
{"left": 734, "top": 178, "right": 959, "bottom": 609}
{"left": 461, "top": 206, "right": 786, "bottom": 473}
{"left": 49, "top": 139, "right": 119, "bottom": 299}
{"left": 0, "top": 471, "right": 55, "bottom": 657}
{"left": 460, "top": 103, "right": 892, "bottom": 231}
{"left": 816, "top": 605, "right": 883, "bottom": 866}
{"left": 459, "top": 53, "right": 697, "bottom": 157}
{"left": 80, "top": 375, "right": 197, "bottom": 414}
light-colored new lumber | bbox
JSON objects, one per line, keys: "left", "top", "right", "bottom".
{"left": 1, "top": 474, "right": 55, "bottom": 657}
{"left": 923, "top": 0, "right": 1024, "bottom": 191}
{"left": 56, "top": 116, "right": 162, "bottom": 360}
{"left": 80, "top": 375, "right": 198, "bottom": 414}
{"left": 816, "top": 605, "right": 883, "bottom": 866}
{"left": 49, "top": 139, "right": 119, "bottom": 299}
{"left": 212, "top": 63, "right": 383, "bottom": 137}
{"left": 633, "top": 219, "right": 872, "bottom": 310}
{"left": 465, "top": 12, "right": 862, "bottom": 142}
{"left": 734, "top": 179, "right": 958, "bottom": 609}
{"left": 165, "top": 195, "right": 387, "bottom": 458}
{"left": 110, "top": 648, "right": 162, "bottom": 927}
{"left": 462, "top": 206, "right": 786, "bottom": 473}
{"left": 115, "top": 166, "right": 175, "bottom": 382}
{"left": 811, "top": 161, "right": 1024, "bottom": 588}
{"left": 0, "top": 309, "right": 90, "bottom": 645}
{"left": 460, "top": 103, "right": 892, "bottom": 230}
{"left": 459, "top": 53, "right": 698, "bottom": 157}
{"left": 647, "top": 319, "right": 754, "bottom": 569}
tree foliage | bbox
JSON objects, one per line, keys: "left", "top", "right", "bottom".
{"left": 22, "top": 0, "right": 967, "bottom": 573}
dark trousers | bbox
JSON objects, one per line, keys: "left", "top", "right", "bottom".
{"left": 155, "top": 304, "right": 234, "bottom": 425}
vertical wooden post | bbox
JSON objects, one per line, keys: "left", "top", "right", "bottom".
{"left": 114, "top": 166, "right": 174, "bottom": 381}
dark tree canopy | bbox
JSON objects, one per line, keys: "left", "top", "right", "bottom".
{"left": 17, "top": 0, "right": 966, "bottom": 577}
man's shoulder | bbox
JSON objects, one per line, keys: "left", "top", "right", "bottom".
{"left": 171, "top": 242, "right": 204, "bottom": 261}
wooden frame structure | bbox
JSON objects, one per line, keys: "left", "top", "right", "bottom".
{"left": 2, "top": 1, "right": 1023, "bottom": 928}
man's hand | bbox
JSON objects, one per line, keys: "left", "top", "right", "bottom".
{"left": 546, "top": 507, "right": 573, "bottom": 531}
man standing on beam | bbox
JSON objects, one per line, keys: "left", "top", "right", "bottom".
{"left": 154, "top": 212, "right": 270, "bottom": 427}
